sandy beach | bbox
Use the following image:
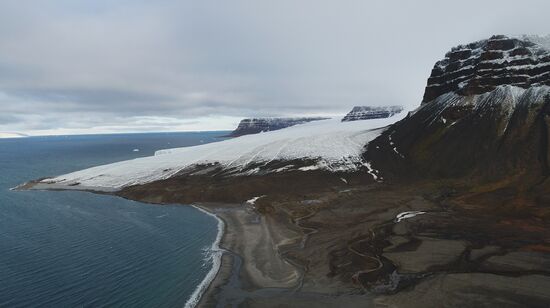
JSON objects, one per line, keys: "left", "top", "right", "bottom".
{"left": 196, "top": 202, "right": 303, "bottom": 307}
{"left": 194, "top": 201, "right": 383, "bottom": 308}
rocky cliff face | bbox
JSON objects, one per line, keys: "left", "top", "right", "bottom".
{"left": 341, "top": 106, "right": 403, "bottom": 122}
{"left": 422, "top": 35, "right": 550, "bottom": 103}
{"left": 228, "top": 117, "right": 328, "bottom": 137}
{"left": 367, "top": 35, "right": 550, "bottom": 183}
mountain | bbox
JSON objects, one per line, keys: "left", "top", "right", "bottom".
{"left": 341, "top": 106, "right": 403, "bottom": 122}
{"left": 228, "top": 117, "right": 329, "bottom": 137}
{"left": 366, "top": 35, "right": 550, "bottom": 184}
{"left": 23, "top": 35, "right": 550, "bottom": 307}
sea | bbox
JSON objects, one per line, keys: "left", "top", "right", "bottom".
{"left": 0, "top": 132, "right": 228, "bottom": 307}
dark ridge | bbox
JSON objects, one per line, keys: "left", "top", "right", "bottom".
{"left": 341, "top": 106, "right": 403, "bottom": 122}
{"left": 422, "top": 35, "right": 550, "bottom": 104}
{"left": 227, "top": 117, "right": 329, "bottom": 137}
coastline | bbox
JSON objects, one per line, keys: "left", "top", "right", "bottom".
{"left": 20, "top": 177, "right": 550, "bottom": 307}
{"left": 192, "top": 202, "right": 303, "bottom": 307}
{"left": 185, "top": 205, "right": 225, "bottom": 308}
{"left": 20, "top": 182, "right": 235, "bottom": 308}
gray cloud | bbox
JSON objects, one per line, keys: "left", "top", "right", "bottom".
{"left": 0, "top": 0, "right": 549, "bottom": 135}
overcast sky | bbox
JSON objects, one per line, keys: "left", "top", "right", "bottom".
{"left": 1, "top": 0, "right": 549, "bottom": 135}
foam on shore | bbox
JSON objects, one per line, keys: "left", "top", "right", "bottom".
{"left": 184, "top": 205, "right": 225, "bottom": 308}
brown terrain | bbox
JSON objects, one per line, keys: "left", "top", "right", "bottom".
{"left": 115, "top": 165, "right": 550, "bottom": 307}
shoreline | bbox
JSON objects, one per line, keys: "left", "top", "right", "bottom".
{"left": 192, "top": 202, "right": 303, "bottom": 307}
{"left": 19, "top": 182, "right": 234, "bottom": 308}
{"left": 18, "top": 178, "right": 550, "bottom": 307}
{"left": 184, "top": 205, "right": 226, "bottom": 308}
{"left": 191, "top": 205, "right": 232, "bottom": 308}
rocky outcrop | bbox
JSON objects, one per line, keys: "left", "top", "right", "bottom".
{"left": 228, "top": 117, "right": 328, "bottom": 137}
{"left": 341, "top": 106, "right": 403, "bottom": 122}
{"left": 367, "top": 35, "right": 550, "bottom": 183}
{"left": 422, "top": 35, "right": 550, "bottom": 103}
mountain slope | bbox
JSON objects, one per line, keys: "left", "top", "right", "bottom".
{"left": 367, "top": 35, "right": 550, "bottom": 184}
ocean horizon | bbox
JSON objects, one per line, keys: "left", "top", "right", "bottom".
{"left": 0, "top": 132, "right": 228, "bottom": 307}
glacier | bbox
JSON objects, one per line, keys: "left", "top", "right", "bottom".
{"left": 34, "top": 114, "right": 407, "bottom": 191}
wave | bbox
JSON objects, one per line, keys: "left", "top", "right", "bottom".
{"left": 184, "top": 205, "right": 225, "bottom": 308}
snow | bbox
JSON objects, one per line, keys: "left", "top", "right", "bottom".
{"left": 395, "top": 211, "right": 426, "bottom": 223}
{"left": 246, "top": 196, "right": 265, "bottom": 205}
{"left": 388, "top": 132, "right": 405, "bottom": 158}
{"left": 298, "top": 165, "right": 320, "bottom": 171}
{"left": 274, "top": 165, "right": 294, "bottom": 172}
{"left": 39, "top": 114, "right": 407, "bottom": 190}
{"left": 421, "top": 85, "right": 550, "bottom": 136}
{"left": 362, "top": 161, "right": 380, "bottom": 181}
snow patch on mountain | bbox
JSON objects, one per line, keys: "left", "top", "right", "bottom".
{"left": 418, "top": 85, "right": 550, "bottom": 138}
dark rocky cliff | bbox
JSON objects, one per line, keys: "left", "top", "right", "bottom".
{"left": 228, "top": 117, "right": 328, "bottom": 137}
{"left": 422, "top": 35, "right": 550, "bottom": 103}
{"left": 341, "top": 106, "right": 403, "bottom": 122}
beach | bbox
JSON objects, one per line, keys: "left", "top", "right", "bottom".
{"left": 193, "top": 202, "right": 380, "bottom": 308}
{"left": 195, "top": 202, "right": 303, "bottom": 307}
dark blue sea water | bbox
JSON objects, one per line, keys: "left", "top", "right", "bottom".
{"left": 0, "top": 132, "right": 227, "bottom": 307}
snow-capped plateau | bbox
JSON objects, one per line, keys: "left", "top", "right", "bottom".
{"left": 422, "top": 35, "right": 550, "bottom": 104}
{"left": 341, "top": 106, "right": 403, "bottom": 122}
{"left": 229, "top": 117, "right": 329, "bottom": 137}
{"left": 35, "top": 114, "right": 407, "bottom": 191}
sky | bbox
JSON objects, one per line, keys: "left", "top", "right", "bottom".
{"left": 1, "top": 0, "right": 549, "bottom": 136}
